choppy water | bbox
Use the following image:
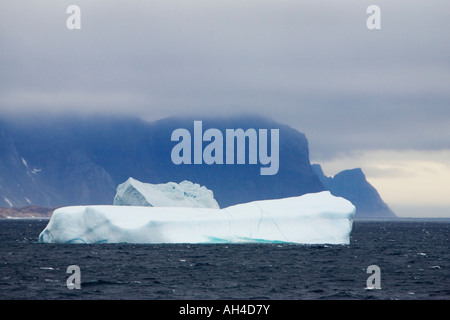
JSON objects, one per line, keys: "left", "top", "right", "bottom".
{"left": 0, "top": 219, "right": 449, "bottom": 300}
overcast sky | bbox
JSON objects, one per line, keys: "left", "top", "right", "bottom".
{"left": 1, "top": 1, "right": 449, "bottom": 216}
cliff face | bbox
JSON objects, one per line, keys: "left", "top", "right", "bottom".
{"left": 0, "top": 115, "right": 324, "bottom": 208}
{"left": 312, "top": 164, "right": 396, "bottom": 218}
{"left": 0, "top": 125, "right": 53, "bottom": 207}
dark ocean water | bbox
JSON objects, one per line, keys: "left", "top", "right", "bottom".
{"left": 0, "top": 219, "right": 449, "bottom": 300}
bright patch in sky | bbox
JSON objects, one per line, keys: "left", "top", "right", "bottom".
{"left": 316, "top": 150, "right": 450, "bottom": 218}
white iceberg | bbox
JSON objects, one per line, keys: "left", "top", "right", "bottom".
{"left": 113, "top": 178, "right": 220, "bottom": 209}
{"left": 39, "top": 191, "right": 355, "bottom": 244}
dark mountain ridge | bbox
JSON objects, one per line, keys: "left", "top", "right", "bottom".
{"left": 312, "top": 164, "right": 396, "bottom": 218}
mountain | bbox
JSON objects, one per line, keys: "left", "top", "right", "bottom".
{"left": 0, "top": 115, "right": 325, "bottom": 208}
{"left": 312, "top": 164, "right": 396, "bottom": 218}
{"left": 0, "top": 114, "right": 395, "bottom": 218}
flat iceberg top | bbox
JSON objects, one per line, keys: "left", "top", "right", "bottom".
{"left": 39, "top": 191, "right": 355, "bottom": 245}
{"left": 113, "top": 178, "right": 220, "bottom": 209}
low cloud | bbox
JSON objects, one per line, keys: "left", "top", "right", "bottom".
{"left": 0, "top": 0, "right": 449, "bottom": 160}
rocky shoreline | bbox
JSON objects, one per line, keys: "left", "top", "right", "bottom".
{"left": 0, "top": 206, "right": 55, "bottom": 219}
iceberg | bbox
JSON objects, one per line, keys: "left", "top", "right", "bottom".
{"left": 113, "top": 178, "right": 220, "bottom": 209}
{"left": 39, "top": 191, "right": 355, "bottom": 244}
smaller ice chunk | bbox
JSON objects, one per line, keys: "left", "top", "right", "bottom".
{"left": 113, "top": 178, "right": 220, "bottom": 209}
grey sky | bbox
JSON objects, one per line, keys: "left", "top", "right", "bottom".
{"left": 1, "top": 0, "right": 449, "bottom": 160}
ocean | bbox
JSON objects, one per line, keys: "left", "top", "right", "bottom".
{"left": 0, "top": 219, "right": 449, "bottom": 301}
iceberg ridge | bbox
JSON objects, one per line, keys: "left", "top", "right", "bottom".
{"left": 113, "top": 178, "right": 220, "bottom": 209}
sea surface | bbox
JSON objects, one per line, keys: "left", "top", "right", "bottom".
{"left": 0, "top": 219, "right": 449, "bottom": 300}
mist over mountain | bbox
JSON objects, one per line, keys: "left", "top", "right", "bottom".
{"left": 0, "top": 114, "right": 395, "bottom": 218}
